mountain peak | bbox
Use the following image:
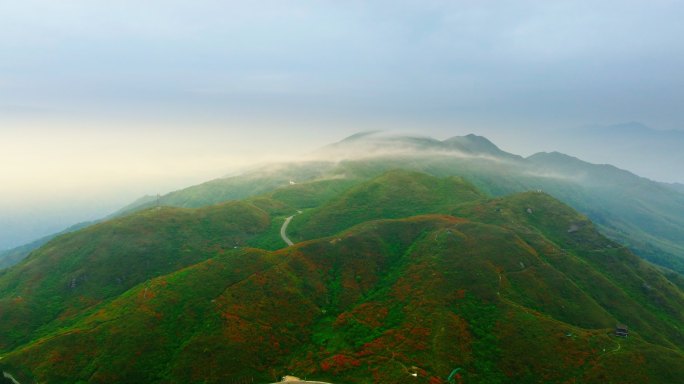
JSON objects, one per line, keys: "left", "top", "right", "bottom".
{"left": 318, "top": 132, "right": 519, "bottom": 161}
{"left": 442, "top": 133, "right": 520, "bottom": 160}
{"left": 338, "top": 130, "right": 383, "bottom": 142}
{"left": 444, "top": 133, "right": 498, "bottom": 149}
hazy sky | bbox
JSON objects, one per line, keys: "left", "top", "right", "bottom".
{"left": 2, "top": 0, "right": 684, "bottom": 249}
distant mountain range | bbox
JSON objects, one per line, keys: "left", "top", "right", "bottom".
{"left": 666, "top": 182, "right": 684, "bottom": 194}
{"left": 549, "top": 122, "right": 684, "bottom": 184}
{"left": 1, "top": 169, "right": 683, "bottom": 383}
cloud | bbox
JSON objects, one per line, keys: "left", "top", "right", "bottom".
{"left": 2, "top": 0, "right": 683, "bottom": 248}
{"left": 3, "top": 1, "right": 683, "bottom": 157}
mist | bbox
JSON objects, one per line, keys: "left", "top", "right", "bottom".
{"left": 3, "top": 0, "right": 684, "bottom": 249}
{"left": 0, "top": 119, "right": 335, "bottom": 249}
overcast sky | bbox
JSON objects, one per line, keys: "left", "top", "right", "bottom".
{"left": 2, "top": 0, "right": 684, "bottom": 249}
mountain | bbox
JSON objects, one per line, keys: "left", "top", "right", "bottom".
{"left": 287, "top": 170, "right": 484, "bottom": 241}
{"left": 524, "top": 151, "right": 684, "bottom": 267}
{"left": 664, "top": 182, "right": 684, "bottom": 194}
{"left": 0, "top": 175, "right": 364, "bottom": 352}
{"left": 0, "top": 239, "right": 50, "bottom": 271}
{"left": 0, "top": 221, "right": 97, "bottom": 270}
{"left": 120, "top": 162, "right": 337, "bottom": 213}
{"left": 316, "top": 132, "right": 521, "bottom": 164}
{"left": 0, "top": 172, "right": 682, "bottom": 383}
{"left": 549, "top": 122, "right": 684, "bottom": 184}
{"left": 0, "top": 201, "right": 273, "bottom": 351}
{"left": 5, "top": 132, "right": 684, "bottom": 277}
{"left": 178, "top": 132, "right": 684, "bottom": 273}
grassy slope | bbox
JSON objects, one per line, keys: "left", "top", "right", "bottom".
{"left": 0, "top": 221, "right": 97, "bottom": 270}
{"left": 12, "top": 134, "right": 673, "bottom": 276}
{"left": 20, "top": 139, "right": 677, "bottom": 275}
{"left": 329, "top": 155, "right": 684, "bottom": 274}
{"left": 121, "top": 161, "right": 338, "bottom": 212}
{"left": 1, "top": 174, "right": 683, "bottom": 383}
{"left": 0, "top": 201, "right": 271, "bottom": 352}
{"left": 287, "top": 169, "right": 485, "bottom": 241}
{"left": 523, "top": 152, "right": 684, "bottom": 272}
{"left": 0, "top": 175, "right": 360, "bottom": 352}
{"left": 2, "top": 214, "right": 682, "bottom": 383}
{"left": 453, "top": 192, "right": 684, "bottom": 349}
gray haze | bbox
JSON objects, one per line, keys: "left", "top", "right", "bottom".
{"left": 3, "top": 1, "right": 683, "bottom": 129}
{"left": 2, "top": 0, "right": 684, "bottom": 249}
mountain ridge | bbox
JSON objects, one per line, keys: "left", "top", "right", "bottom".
{"left": 0, "top": 172, "right": 682, "bottom": 383}
{"left": 3, "top": 132, "right": 684, "bottom": 278}
{"left": 549, "top": 122, "right": 684, "bottom": 184}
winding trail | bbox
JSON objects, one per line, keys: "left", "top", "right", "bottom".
{"left": 280, "top": 216, "right": 295, "bottom": 246}
{"left": 269, "top": 381, "right": 333, "bottom": 384}
{"left": 269, "top": 376, "right": 333, "bottom": 384}
{"left": 606, "top": 340, "right": 621, "bottom": 354}
{"left": 2, "top": 371, "right": 20, "bottom": 384}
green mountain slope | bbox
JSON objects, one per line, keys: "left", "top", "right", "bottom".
{"left": 0, "top": 172, "right": 683, "bottom": 383}
{"left": 120, "top": 162, "right": 338, "bottom": 213}
{"left": 0, "top": 221, "right": 96, "bottom": 270}
{"left": 0, "top": 175, "right": 361, "bottom": 352}
{"left": 454, "top": 192, "right": 684, "bottom": 348}
{"left": 288, "top": 170, "right": 484, "bottom": 240}
{"left": 0, "top": 201, "right": 272, "bottom": 351}
{"left": 5, "top": 133, "right": 684, "bottom": 275}
{"left": 117, "top": 133, "right": 684, "bottom": 273}
{"left": 524, "top": 151, "right": 684, "bottom": 271}
{"left": 319, "top": 135, "right": 684, "bottom": 273}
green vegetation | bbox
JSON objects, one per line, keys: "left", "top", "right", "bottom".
{"left": 0, "top": 169, "right": 683, "bottom": 383}
{"left": 116, "top": 134, "right": 684, "bottom": 275}
{"left": 0, "top": 201, "right": 271, "bottom": 351}
{"left": 118, "top": 161, "right": 339, "bottom": 212}
{"left": 5, "top": 134, "right": 684, "bottom": 277}
{"left": 287, "top": 169, "right": 484, "bottom": 240}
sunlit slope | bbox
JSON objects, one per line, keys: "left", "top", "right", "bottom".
{"left": 454, "top": 192, "right": 684, "bottom": 349}
{"left": 326, "top": 144, "right": 684, "bottom": 273}
{"left": 0, "top": 175, "right": 366, "bottom": 351}
{"left": 111, "top": 133, "right": 684, "bottom": 274}
{"left": 0, "top": 221, "right": 96, "bottom": 269}
{"left": 2, "top": 193, "right": 683, "bottom": 383}
{"left": 0, "top": 201, "right": 272, "bottom": 351}
{"left": 0, "top": 171, "right": 359, "bottom": 269}
{"left": 7, "top": 133, "right": 678, "bottom": 275}
{"left": 524, "top": 152, "right": 684, "bottom": 273}
{"left": 118, "top": 161, "right": 340, "bottom": 213}
{"left": 287, "top": 169, "right": 484, "bottom": 240}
